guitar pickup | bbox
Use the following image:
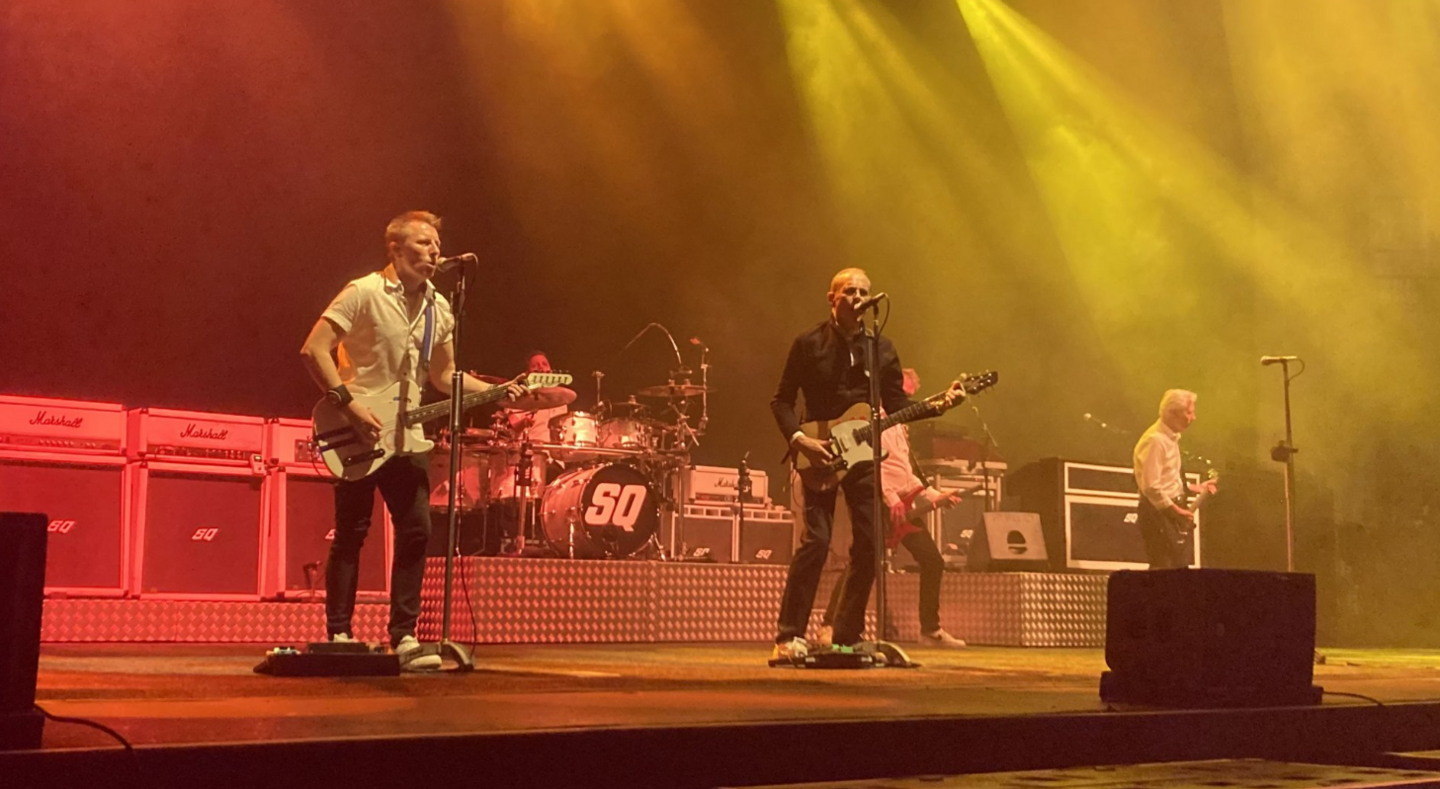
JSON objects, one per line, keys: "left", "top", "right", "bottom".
{"left": 341, "top": 448, "right": 386, "bottom": 467}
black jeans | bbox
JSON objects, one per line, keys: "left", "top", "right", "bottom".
{"left": 328, "top": 453, "right": 432, "bottom": 646}
{"left": 823, "top": 525, "right": 945, "bottom": 635}
{"left": 1137, "top": 496, "right": 1193, "bottom": 569}
{"left": 776, "top": 469, "right": 877, "bottom": 646}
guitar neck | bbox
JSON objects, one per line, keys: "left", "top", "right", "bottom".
{"left": 854, "top": 397, "right": 945, "bottom": 444}
{"left": 402, "top": 386, "right": 511, "bottom": 428}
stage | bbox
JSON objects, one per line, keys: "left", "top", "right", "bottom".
{"left": 10, "top": 642, "right": 1440, "bottom": 789}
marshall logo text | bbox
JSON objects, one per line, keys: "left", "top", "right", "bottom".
{"left": 180, "top": 423, "right": 230, "bottom": 441}
{"left": 30, "top": 410, "right": 84, "bottom": 428}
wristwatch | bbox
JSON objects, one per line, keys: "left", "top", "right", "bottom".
{"left": 325, "top": 385, "right": 353, "bottom": 408}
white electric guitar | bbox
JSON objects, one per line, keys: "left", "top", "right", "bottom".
{"left": 793, "top": 371, "right": 999, "bottom": 492}
{"left": 1175, "top": 468, "right": 1220, "bottom": 534}
{"left": 311, "top": 372, "right": 572, "bottom": 481}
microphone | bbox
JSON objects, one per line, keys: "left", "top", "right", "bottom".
{"left": 1082, "top": 412, "right": 1108, "bottom": 429}
{"left": 854, "top": 292, "right": 888, "bottom": 312}
{"left": 1260, "top": 355, "right": 1299, "bottom": 366}
{"left": 435, "top": 252, "right": 478, "bottom": 273}
{"left": 689, "top": 337, "right": 708, "bottom": 351}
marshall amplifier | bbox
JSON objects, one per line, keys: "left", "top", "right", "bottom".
{"left": 737, "top": 507, "right": 793, "bottom": 565}
{"left": 0, "top": 395, "right": 127, "bottom": 456}
{"left": 128, "top": 407, "right": 265, "bottom": 469}
{"left": 263, "top": 418, "right": 391, "bottom": 599}
{"left": 130, "top": 460, "right": 269, "bottom": 600}
{"left": 0, "top": 455, "right": 131, "bottom": 596}
{"left": 267, "top": 469, "right": 391, "bottom": 600}
{"left": 1007, "top": 458, "right": 1202, "bottom": 571}
{"left": 667, "top": 504, "right": 736, "bottom": 562}
{"left": 680, "top": 465, "right": 770, "bottom": 505}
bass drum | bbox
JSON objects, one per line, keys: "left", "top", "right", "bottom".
{"left": 541, "top": 463, "right": 659, "bottom": 559}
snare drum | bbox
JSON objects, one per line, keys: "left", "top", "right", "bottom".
{"left": 548, "top": 411, "right": 599, "bottom": 462}
{"left": 598, "top": 417, "right": 655, "bottom": 450}
{"left": 541, "top": 463, "right": 659, "bottom": 558}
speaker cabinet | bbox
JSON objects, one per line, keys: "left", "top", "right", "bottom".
{"left": 738, "top": 509, "right": 794, "bottom": 565}
{"left": 269, "top": 469, "right": 390, "bottom": 600}
{"left": 131, "top": 461, "right": 269, "bottom": 599}
{"left": 0, "top": 457, "right": 131, "bottom": 596}
{"left": 966, "top": 512, "right": 1049, "bottom": 571}
{"left": 669, "top": 504, "right": 735, "bottom": 562}
{"left": 0, "top": 513, "right": 46, "bottom": 750}
{"left": 1101, "top": 568, "right": 1321, "bottom": 706}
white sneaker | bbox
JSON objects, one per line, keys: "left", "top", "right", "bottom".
{"left": 771, "top": 637, "right": 809, "bottom": 661}
{"left": 328, "top": 632, "right": 356, "bottom": 643}
{"left": 921, "top": 629, "right": 967, "bottom": 648}
{"left": 394, "top": 635, "right": 442, "bottom": 671}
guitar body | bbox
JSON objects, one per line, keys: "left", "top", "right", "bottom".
{"left": 311, "top": 372, "right": 573, "bottom": 482}
{"left": 791, "top": 370, "right": 999, "bottom": 494}
{"left": 312, "top": 382, "right": 432, "bottom": 482}
{"left": 794, "top": 404, "right": 887, "bottom": 493}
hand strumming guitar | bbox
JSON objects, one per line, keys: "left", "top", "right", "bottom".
{"left": 791, "top": 434, "right": 835, "bottom": 469}
{"left": 343, "top": 401, "right": 382, "bottom": 442}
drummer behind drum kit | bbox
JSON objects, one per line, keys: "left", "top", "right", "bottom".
{"left": 427, "top": 368, "right": 717, "bottom": 560}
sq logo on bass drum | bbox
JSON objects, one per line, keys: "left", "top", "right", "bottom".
{"left": 541, "top": 463, "right": 658, "bottom": 559}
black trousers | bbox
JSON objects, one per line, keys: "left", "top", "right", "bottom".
{"left": 328, "top": 453, "right": 432, "bottom": 646}
{"left": 1136, "top": 496, "right": 1193, "bottom": 569}
{"left": 822, "top": 526, "right": 944, "bottom": 636}
{"left": 776, "top": 469, "right": 877, "bottom": 646}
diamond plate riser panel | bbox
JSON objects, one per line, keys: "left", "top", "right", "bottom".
{"left": 42, "top": 599, "right": 389, "bottom": 642}
{"left": 656, "top": 563, "right": 785, "bottom": 642}
{"left": 419, "top": 557, "right": 656, "bottom": 644}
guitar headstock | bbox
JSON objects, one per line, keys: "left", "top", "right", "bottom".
{"left": 959, "top": 370, "right": 998, "bottom": 396}
{"left": 521, "top": 372, "right": 574, "bottom": 389}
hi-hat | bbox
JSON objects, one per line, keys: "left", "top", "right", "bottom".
{"left": 637, "top": 383, "right": 709, "bottom": 398}
{"left": 509, "top": 387, "right": 578, "bottom": 411}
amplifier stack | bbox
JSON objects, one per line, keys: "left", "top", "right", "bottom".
{"left": 0, "top": 396, "right": 132, "bottom": 596}
{"left": 664, "top": 465, "right": 794, "bottom": 565}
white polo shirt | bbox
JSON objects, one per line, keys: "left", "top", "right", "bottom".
{"left": 322, "top": 264, "right": 454, "bottom": 396}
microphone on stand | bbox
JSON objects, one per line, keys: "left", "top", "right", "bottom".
{"left": 1260, "top": 355, "right": 1299, "bottom": 366}
{"left": 854, "top": 292, "right": 888, "bottom": 312}
{"left": 435, "top": 252, "right": 478, "bottom": 273}
{"left": 689, "top": 337, "right": 708, "bottom": 351}
{"left": 1082, "top": 412, "right": 1107, "bottom": 429}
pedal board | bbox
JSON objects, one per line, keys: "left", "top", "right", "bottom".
{"left": 253, "top": 641, "right": 400, "bottom": 677}
{"left": 769, "top": 644, "right": 877, "bottom": 669}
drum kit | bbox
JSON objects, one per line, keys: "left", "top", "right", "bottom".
{"left": 427, "top": 369, "right": 710, "bottom": 560}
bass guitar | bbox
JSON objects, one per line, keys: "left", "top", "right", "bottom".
{"left": 793, "top": 371, "right": 998, "bottom": 492}
{"left": 312, "top": 372, "right": 573, "bottom": 481}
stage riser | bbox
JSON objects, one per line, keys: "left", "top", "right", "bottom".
{"left": 39, "top": 563, "right": 1107, "bottom": 645}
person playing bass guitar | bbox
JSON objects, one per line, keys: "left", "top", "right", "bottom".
{"left": 300, "top": 210, "right": 523, "bottom": 670}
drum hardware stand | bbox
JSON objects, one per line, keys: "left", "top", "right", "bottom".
{"left": 735, "top": 452, "right": 752, "bottom": 560}
{"left": 592, "top": 369, "right": 606, "bottom": 416}
{"left": 511, "top": 435, "right": 557, "bottom": 558}
{"left": 434, "top": 259, "right": 476, "bottom": 671}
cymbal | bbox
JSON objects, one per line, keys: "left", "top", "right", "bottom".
{"left": 508, "top": 386, "right": 578, "bottom": 411}
{"left": 636, "top": 383, "right": 709, "bottom": 398}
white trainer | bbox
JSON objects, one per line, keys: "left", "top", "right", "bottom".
{"left": 394, "top": 635, "right": 442, "bottom": 671}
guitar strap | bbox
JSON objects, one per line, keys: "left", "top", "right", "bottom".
{"left": 419, "top": 295, "right": 436, "bottom": 376}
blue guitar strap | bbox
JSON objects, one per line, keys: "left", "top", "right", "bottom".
{"left": 420, "top": 295, "right": 436, "bottom": 375}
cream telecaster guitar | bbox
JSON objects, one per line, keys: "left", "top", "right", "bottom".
{"left": 793, "top": 371, "right": 998, "bottom": 493}
{"left": 312, "top": 372, "right": 572, "bottom": 481}
{"left": 1175, "top": 468, "right": 1220, "bottom": 534}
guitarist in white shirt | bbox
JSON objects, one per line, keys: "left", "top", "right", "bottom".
{"left": 300, "top": 211, "right": 523, "bottom": 670}
{"left": 769, "top": 268, "right": 966, "bottom": 661}
{"left": 1132, "top": 389, "right": 1217, "bottom": 569}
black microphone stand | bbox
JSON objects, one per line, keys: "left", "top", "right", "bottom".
{"left": 860, "top": 307, "right": 914, "bottom": 668}
{"left": 435, "top": 263, "right": 475, "bottom": 671}
{"left": 1268, "top": 359, "right": 1301, "bottom": 573}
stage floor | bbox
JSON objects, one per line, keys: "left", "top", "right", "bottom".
{"left": 29, "top": 642, "right": 1440, "bottom": 750}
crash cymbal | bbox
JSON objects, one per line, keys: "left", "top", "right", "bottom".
{"left": 509, "top": 386, "right": 578, "bottom": 411}
{"left": 606, "top": 396, "right": 650, "bottom": 416}
{"left": 636, "top": 383, "right": 709, "bottom": 398}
